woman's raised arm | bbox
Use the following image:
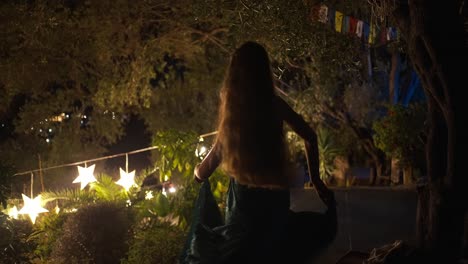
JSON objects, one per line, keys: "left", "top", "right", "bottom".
{"left": 275, "top": 96, "right": 335, "bottom": 207}
{"left": 194, "top": 142, "right": 221, "bottom": 182}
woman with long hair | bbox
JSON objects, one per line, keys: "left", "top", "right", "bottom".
{"left": 180, "top": 41, "right": 336, "bottom": 264}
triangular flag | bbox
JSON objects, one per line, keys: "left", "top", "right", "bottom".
{"left": 335, "top": 11, "right": 344, "bottom": 32}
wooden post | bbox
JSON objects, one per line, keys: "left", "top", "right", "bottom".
{"left": 38, "top": 154, "right": 45, "bottom": 192}
{"left": 30, "top": 172, "right": 34, "bottom": 197}
{"left": 126, "top": 154, "right": 129, "bottom": 173}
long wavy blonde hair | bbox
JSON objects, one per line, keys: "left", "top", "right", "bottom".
{"left": 216, "top": 41, "right": 290, "bottom": 189}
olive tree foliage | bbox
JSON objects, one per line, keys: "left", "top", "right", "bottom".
{"left": 385, "top": 1, "right": 467, "bottom": 260}
{"left": 0, "top": 0, "right": 389, "bottom": 180}
{"left": 189, "top": 1, "right": 388, "bottom": 171}
{"left": 0, "top": 0, "right": 226, "bottom": 173}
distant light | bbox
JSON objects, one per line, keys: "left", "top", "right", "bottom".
{"left": 1, "top": 123, "right": 5, "bottom": 127}
{"left": 65, "top": 114, "right": 70, "bottom": 118}
{"left": 46, "top": 138, "right": 50, "bottom": 143}
{"left": 48, "top": 128, "right": 52, "bottom": 132}
{"left": 168, "top": 186, "right": 176, "bottom": 193}
{"left": 31, "top": 127, "right": 34, "bottom": 130}
{"left": 39, "top": 129, "right": 43, "bottom": 132}
{"left": 83, "top": 115, "right": 87, "bottom": 119}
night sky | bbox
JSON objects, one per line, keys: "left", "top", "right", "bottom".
{"left": 104, "top": 115, "right": 152, "bottom": 174}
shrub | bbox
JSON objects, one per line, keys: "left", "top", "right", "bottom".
{"left": 124, "top": 221, "right": 186, "bottom": 264}
{"left": 29, "top": 212, "right": 69, "bottom": 262}
{"left": 50, "top": 202, "right": 132, "bottom": 264}
{"left": 0, "top": 213, "right": 35, "bottom": 263}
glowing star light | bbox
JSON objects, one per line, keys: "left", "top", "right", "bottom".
{"left": 116, "top": 168, "right": 136, "bottom": 191}
{"left": 73, "top": 164, "right": 97, "bottom": 190}
{"left": 18, "top": 194, "right": 48, "bottom": 224}
{"left": 145, "top": 190, "right": 154, "bottom": 200}
{"left": 8, "top": 205, "right": 19, "bottom": 219}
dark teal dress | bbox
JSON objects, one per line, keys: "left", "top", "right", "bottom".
{"left": 180, "top": 178, "right": 290, "bottom": 264}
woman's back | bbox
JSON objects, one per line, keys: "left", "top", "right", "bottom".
{"left": 216, "top": 41, "right": 290, "bottom": 189}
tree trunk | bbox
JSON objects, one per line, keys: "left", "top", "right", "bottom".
{"left": 403, "top": 166, "right": 412, "bottom": 185}
{"left": 393, "top": 0, "right": 467, "bottom": 260}
{"left": 324, "top": 106, "right": 386, "bottom": 186}
{"left": 391, "top": 158, "right": 401, "bottom": 184}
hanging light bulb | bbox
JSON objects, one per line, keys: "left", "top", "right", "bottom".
{"left": 168, "top": 185, "right": 176, "bottom": 193}
{"left": 195, "top": 137, "right": 208, "bottom": 159}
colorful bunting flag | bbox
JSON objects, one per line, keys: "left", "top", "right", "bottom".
{"left": 335, "top": 11, "right": 344, "bottom": 32}
{"left": 356, "top": 20, "right": 364, "bottom": 38}
{"left": 349, "top": 17, "right": 357, "bottom": 35}
{"left": 328, "top": 7, "right": 335, "bottom": 28}
{"left": 363, "top": 23, "right": 370, "bottom": 42}
{"left": 318, "top": 5, "right": 328, "bottom": 23}
{"left": 309, "top": 4, "right": 398, "bottom": 46}
{"left": 380, "top": 27, "right": 387, "bottom": 44}
{"left": 343, "top": 16, "right": 350, "bottom": 34}
{"left": 369, "top": 24, "right": 377, "bottom": 44}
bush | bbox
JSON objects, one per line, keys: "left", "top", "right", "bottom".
{"left": 124, "top": 221, "right": 186, "bottom": 264}
{"left": 29, "top": 212, "right": 69, "bottom": 262}
{"left": 0, "top": 165, "right": 13, "bottom": 209}
{"left": 50, "top": 202, "right": 132, "bottom": 264}
{"left": 0, "top": 213, "right": 35, "bottom": 263}
{"left": 373, "top": 103, "right": 426, "bottom": 168}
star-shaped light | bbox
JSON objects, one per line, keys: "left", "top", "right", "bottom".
{"left": 8, "top": 205, "right": 18, "bottom": 219}
{"left": 73, "top": 164, "right": 97, "bottom": 190}
{"left": 18, "top": 194, "right": 48, "bottom": 224}
{"left": 145, "top": 190, "right": 154, "bottom": 200}
{"left": 116, "top": 168, "right": 136, "bottom": 191}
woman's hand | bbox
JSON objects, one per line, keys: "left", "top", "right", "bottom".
{"left": 194, "top": 174, "right": 205, "bottom": 183}
{"left": 193, "top": 164, "right": 205, "bottom": 183}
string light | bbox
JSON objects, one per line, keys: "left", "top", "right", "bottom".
{"left": 18, "top": 194, "right": 48, "bottom": 224}
{"left": 145, "top": 190, "right": 154, "bottom": 200}
{"left": 116, "top": 168, "right": 136, "bottom": 191}
{"left": 8, "top": 205, "right": 19, "bottom": 219}
{"left": 73, "top": 164, "right": 97, "bottom": 190}
{"left": 8, "top": 130, "right": 220, "bottom": 221}
{"left": 168, "top": 186, "right": 176, "bottom": 193}
{"left": 195, "top": 137, "right": 208, "bottom": 159}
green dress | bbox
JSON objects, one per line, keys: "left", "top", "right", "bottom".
{"left": 180, "top": 178, "right": 290, "bottom": 264}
